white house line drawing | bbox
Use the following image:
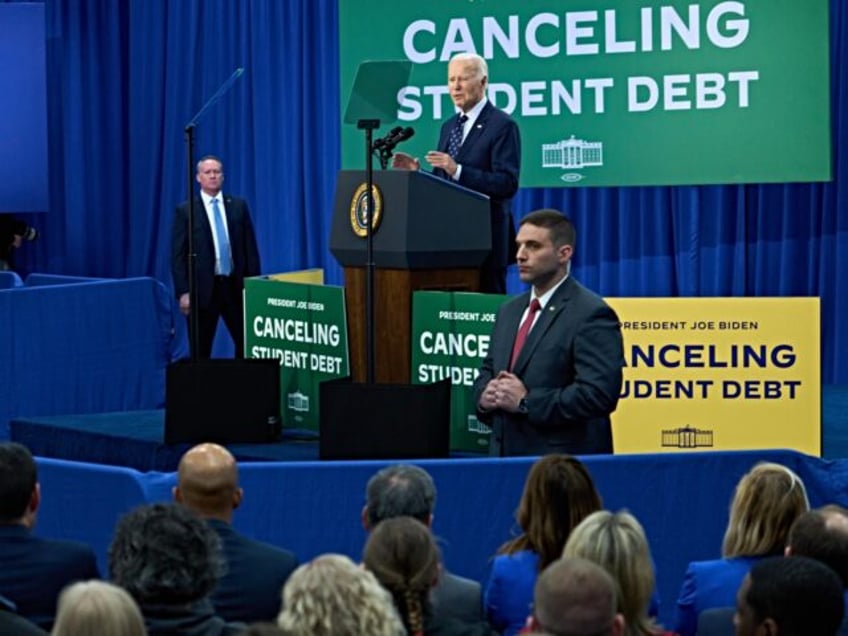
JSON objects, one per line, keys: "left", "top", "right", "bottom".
{"left": 542, "top": 135, "right": 603, "bottom": 169}
{"left": 287, "top": 391, "right": 309, "bottom": 413}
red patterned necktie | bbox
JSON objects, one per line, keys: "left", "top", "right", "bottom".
{"left": 509, "top": 298, "right": 541, "bottom": 370}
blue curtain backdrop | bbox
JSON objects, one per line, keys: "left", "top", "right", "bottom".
{"left": 9, "top": 0, "right": 847, "bottom": 383}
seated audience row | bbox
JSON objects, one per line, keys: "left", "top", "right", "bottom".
{"left": 5, "top": 439, "right": 848, "bottom": 636}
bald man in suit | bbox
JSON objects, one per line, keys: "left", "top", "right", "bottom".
{"left": 174, "top": 443, "right": 298, "bottom": 623}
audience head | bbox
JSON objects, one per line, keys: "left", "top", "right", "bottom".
{"left": 363, "top": 463, "right": 436, "bottom": 529}
{"left": 0, "top": 441, "right": 39, "bottom": 526}
{"left": 532, "top": 557, "right": 624, "bottom": 636}
{"left": 108, "top": 502, "right": 224, "bottom": 607}
{"left": 363, "top": 516, "right": 441, "bottom": 635}
{"left": 174, "top": 442, "right": 243, "bottom": 522}
{"left": 502, "top": 454, "right": 602, "bottom": 569}
{"left": 277, "top": 554, "right": 404, "bottom": 636}
{"left": 563, "top": 510, "right": 656, "bottom": 636}
{"left": 51, "top": 580, "right": 146, "bottom": 636}
{"left": 734, "top": 556, "right": 844, "bottom": 636}
{"left": 722, "top": 462, "right": 809, "bottom": 558}
{"left": 786, "top": 504, "right": 848, "bottom": 587}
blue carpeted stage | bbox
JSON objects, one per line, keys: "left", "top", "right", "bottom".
{"left": 10, "top": 385, "right": 848, "bottom": 472}
{"left": 10, "top": 410, "right": 322, "bottom": 471}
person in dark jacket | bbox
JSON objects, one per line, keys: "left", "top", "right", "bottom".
{"left": 363, "top": 517, "right": 496, "bottom": 636}
{"left": 109, "top": 502, "right": 243, "bottom": 636}
{"left": 174, "top": 443, "right": 298, "bottom": 623}
{"left": 0, "top": 443, "right": 99, "bottom": 630}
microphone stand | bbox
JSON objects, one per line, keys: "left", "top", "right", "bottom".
{"left": 184, "top": 126, "right": 200, "bottom": 361}
{"left": 358, "top": 118, "right": 379, "bottom": 384}
{"left": 375, "top": 144, "right": 392, "bottom": 170}
{"left": 183, "top": 68, "right": 244, "bottom": 361}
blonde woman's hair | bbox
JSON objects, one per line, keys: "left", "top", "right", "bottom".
{"left": 51, "top": 580, "right": 146, "bottom": 636}
{"left": 277, "top": 554, "right": 405, "bottom": 636}
{"left": 563, "top": 510, "right": 656, "bottom": 636}
{"left": 722, "top": 462, "right": 809, "bottom": 558}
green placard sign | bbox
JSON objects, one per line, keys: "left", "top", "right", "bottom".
{"left": 340, "top": 0, "right": 830, "bottom": 187}
{"left": 244, "top": 277, "right": 349, "bottom": 431}
{"left": 411, "top": 291, "right": 509, "bottom": 453}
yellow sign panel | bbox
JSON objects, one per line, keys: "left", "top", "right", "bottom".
{"left": 606, "top": 298, "right": 820, "bottom": 456}
{"left": 267, "top": 269, "right": 324, "bottom": 285}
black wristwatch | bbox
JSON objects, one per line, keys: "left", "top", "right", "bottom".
{"left": 518, "top": 396, "right": 529, "bottom": 415}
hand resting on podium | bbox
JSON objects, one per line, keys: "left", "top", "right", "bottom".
{"left": 391, "top": 151, "right": 420, "bottom": 171}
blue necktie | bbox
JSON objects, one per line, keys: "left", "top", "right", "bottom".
{"left": 211, "top": 198, "right": 231, "bottom": 276}
{"left": 447, "top": 114, "right": 468, "bottom": 158}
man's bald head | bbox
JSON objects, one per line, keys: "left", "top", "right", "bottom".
{"left": 174, "top": 443, "right": 242, "bottom": 520}
{"left": 787, "top": 505, "right": 848, "bottom": 587}
{"left": 533, "top": 557, "right": 624, "bottom": 636}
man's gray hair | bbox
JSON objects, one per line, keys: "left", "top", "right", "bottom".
{"left": 365, "top": 464, "right": 436, "bottom": 527}
{"left": 449, "top": 52, "right": 488, "bottom": 80}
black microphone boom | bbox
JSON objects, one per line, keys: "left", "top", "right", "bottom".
{"left": 372, "top": 126, "right": 415, "bottom": 169}
{"left": 373, "top": 126, "right": 403, "bottom": 150}
{"left": 383, "top": 126, "right": 415, "bottom": 152}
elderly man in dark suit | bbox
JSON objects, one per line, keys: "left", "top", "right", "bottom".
{"left": 173, "top": 443, "right": 298, "bottom": 623}
{"left": 171, "top": 155, "right": 261, "bottom": 358}
{"left": 393, "top": 52, "right": 520, "bottom": 294}
{"left": 0, "top": 442, "right": 100, "bottom": 630}
{"left": 473, "top": 209, "right": 624, "bottom": 456}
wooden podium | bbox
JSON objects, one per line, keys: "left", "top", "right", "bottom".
{"left": 330, "top": 170, "right": 491, "bottom": 383}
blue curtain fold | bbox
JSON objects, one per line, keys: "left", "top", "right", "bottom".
{"left": 10, "top": 0, "right": 847, "bottom": 382}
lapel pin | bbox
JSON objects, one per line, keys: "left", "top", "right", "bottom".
{"left": 548, "top": 305, "right": 556, "bottom": 311}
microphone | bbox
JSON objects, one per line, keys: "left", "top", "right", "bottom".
{"left": 186, "top": 67, "right": 245, "bottom": 129}
{"left": 382, "top": 127, "right": 415, "bottom": 152}
{"left": 373, "top": 126, "right": 403, "bottom": 150}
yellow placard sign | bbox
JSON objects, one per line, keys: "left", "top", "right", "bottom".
{"left": 606, "top": 298, "right": 820, "bottom": 456}
{"left": 267, "top": 269, "right": 324, "bottom": 285}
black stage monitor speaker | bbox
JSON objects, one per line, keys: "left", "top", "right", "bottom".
{"left": 319, "top": 378, "right": 451, "bottom": 460}
{"left": 165, "top": 359, "right": 281, "bottom": 445}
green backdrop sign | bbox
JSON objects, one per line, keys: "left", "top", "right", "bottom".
{"left": 411, "top": 291, "right": 509, "bottom": 453}
{"left": 244, "top": 278, "right": 349, "bottom": 432}
{"left": 340, "top": 0, "right": 830, "bottom": 187}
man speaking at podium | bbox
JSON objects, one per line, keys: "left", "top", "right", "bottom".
{"left": 171, "top": 155, "right": 261, "bottom": 358}
{"left": 393, "top": 53, "right": 521, "bottom": 294}
{"left": 473, "top": 210, "right": 624, "bottom": 456}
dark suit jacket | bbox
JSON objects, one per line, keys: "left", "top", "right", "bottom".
{"left": 434, "top": 102, "right": 520, "bottom": 272}
{"left": 431, "top": 571, "right": 483, "bottom": 625}
{"left": 142, "top": 599, "right": 244, "bottom": 636}
{"left": 697, "top": 607, "right": 736, "bottom": 636}
{"left": 0, "top": 609, "right": 48, "bottom": 636}
{"left": 207, "top": 519, "right": 298, "bottom": 623}
{"left": 473, "top": 276, "right": 624, "bottom": 456}
{"left": 0, "top": 524, "right": 100, "bottom": 629}
{"left": 170, "top": 194, "right": 261, "bottom": 308}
